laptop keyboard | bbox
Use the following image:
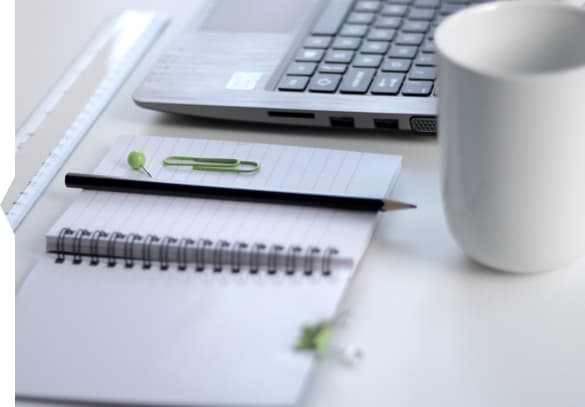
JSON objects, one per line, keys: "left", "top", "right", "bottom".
{"left": 277, "top": 0, "right": 485, "bottom": 96}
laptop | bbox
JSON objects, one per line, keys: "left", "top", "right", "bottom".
{"left": 134, "top": 0, "right": 484, "bottom": 133}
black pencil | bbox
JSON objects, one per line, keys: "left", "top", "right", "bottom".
{"left": 65, "top": 173, "right": 416, "bottom": 212}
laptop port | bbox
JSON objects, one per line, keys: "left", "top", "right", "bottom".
{"left": 330, "top": 117, "right": 355, "bottom": 128}
{"left": 374, "top": 118, "right": 399, "bottom": 130}
{"left": 410, "top": 116, "right": 437, "bottom": 134}
{"left": 268, "top": 111, "right": 315, "bottom": 119}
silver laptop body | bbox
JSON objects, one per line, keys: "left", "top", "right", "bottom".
{"left": 134, "top": 0, "right": 450, "bottom": 133}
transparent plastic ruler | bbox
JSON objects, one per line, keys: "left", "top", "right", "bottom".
{"left": 5, "top": 10, "right": 169, "bottom": 230}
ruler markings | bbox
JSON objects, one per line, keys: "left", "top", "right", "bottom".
{"left": 7, "top": 10, "right": 170, "bottom": 230}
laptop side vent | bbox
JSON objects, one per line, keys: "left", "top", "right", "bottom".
{"left": 410, "top": 117, "right": 437, "bottom": 134}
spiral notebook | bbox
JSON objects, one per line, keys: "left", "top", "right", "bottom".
{"left": 16, "top": 135, "right": 402, "bottom": 406}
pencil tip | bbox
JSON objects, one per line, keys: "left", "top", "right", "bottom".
{"left": 383, "top": 200, "right": 417, "bottom": 211}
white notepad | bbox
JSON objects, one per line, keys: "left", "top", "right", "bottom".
{"left": 16, "top": 135, "right": 402, "bottom": 406}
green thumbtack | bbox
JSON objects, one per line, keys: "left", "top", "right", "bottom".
{"left": 127, "top": 151, "right": 152, "bottom": 177}
{"left": 294, "top": 312, "right": 363, "bottom": 365}
{"left": 295, "top": 321, "right": 331, "bottom": 357}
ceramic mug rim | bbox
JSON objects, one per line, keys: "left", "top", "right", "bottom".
{"left": 435, "top": 2, "right": 585, "bottom": 81}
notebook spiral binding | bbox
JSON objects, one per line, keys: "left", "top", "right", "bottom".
{"left": 54, "top": 227, "right": 340, "bottom": 276}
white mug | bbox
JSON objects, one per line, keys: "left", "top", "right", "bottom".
{"left": 435, "top": 2, "right": 585, "bottom": 272}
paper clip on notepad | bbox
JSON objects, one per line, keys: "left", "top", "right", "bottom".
{"left": 163, "top": 156, "right": 260, "bottom": 173}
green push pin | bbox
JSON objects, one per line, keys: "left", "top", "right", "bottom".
{"left": 295, "top": 321, "right": 331, "bottom": 357}
{"left": 127, "top": 151, "right": 152, "bottom": 177}
{"left": 294, "top": 312, "right": 363, "bottom": 365}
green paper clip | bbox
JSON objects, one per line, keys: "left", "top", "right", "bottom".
{"left": 162, "top": 156, "right": 260, "bottom": 173}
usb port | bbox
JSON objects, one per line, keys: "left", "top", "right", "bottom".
{"left": 374, "top": 118, "right": 399, "bottom": 130}
{"left": 330, "top": 117, "right": 355, "bottom": 128}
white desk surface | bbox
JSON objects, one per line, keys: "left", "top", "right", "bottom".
{"left": 15, "top": 1, "right": 585, "bottom": 406}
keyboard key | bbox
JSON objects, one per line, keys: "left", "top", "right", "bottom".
{"left": 414, "top": 52, "right": 436, "bottom": 66}
{"left": 325, "top": 50, "right": 355, "bottom": 63}
{"left": 340, "top": 68, "right": 376, "bottom": 93}
{"left": 395, "top": 32, "right": 424, "bottom": 45}
{"left": 367, "top": 28, "right": 396, "bottom": 41}
{"left": 360, "top": 40, "right": 390, "bottom": 54}
{"left": 447, "top": 0, "right": 470, "bottom": 3}
{"left": 353, "top": 54, "right": 383, "bottom": 68}
{"left": 402, "top": 20, "right": 430, "bottom": 33}
{"left": 381, "top": 4, "right": 408, "bottom": 16}
{"left": 441, "top": 4, "right": 466, "bottom": 15}
{"left": 432, "top": 16, "right": 447, "bottom": 26}
{"left": 308, "top": 74, "right": 342, "bottom": 92}
{"left": 374, "top": 16, "right": 402, "bottom": 29}
{"left": 388, "top": 0, "right": 412, "bottom": 3}
{"left": 332, "top": 37, "right": 361, "bottom": 50}
{"left": 408, "top": 8, "right": 436, "bottom": 20}
{"left": 427, "top": 25, "right": 437, "bottom": 39}
{"left": 278, "top": 76, "right": 309, "bottom": 91}
{"left": 312, "top": 0, "right": 354, "bottom": 35}
{"left": 347, "top": 12, "right": 375, "bottom": 24}
{"left": 340, "top": 24, "right": 369, "bottom": 37}
{"left": 286, "top": 62, "right": 317, "bottom": 76}
{"left": 402, "top": 80, "right": 433, "bottom": 96}
{"left": 296, "top": 48, "right": 324, "bottom": 62}
{"left": 409, "top": 66, "right": 437, "bottom": 80}
{"left": 420, "top": 39, "right": 436, "bottom": 53}
{"left": 388, "top": 45, "right": 418, "bottom": 59}
{"left": 354, "top": 0, "right": 382, "bottom": 12}
{"left": 414, "top": 0, "right": 440, "bottom": 8}
{"left": 304, "top": 36, "right": 333, "bottom": 49}
{"left": 370, "top": 73, "right": 405, "bottom": 94}
{"left": 381, "top": 58, "right": 411, "bottom": 72}
{"left": 319, "top": 63, "right": 348, "bottom": 74}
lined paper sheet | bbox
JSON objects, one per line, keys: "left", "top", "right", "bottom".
{"left": 49, "top": 135, "right": 402, "bottom": 262}
{"left": 93, "top": 135, "right": 400, "bottom": 197}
